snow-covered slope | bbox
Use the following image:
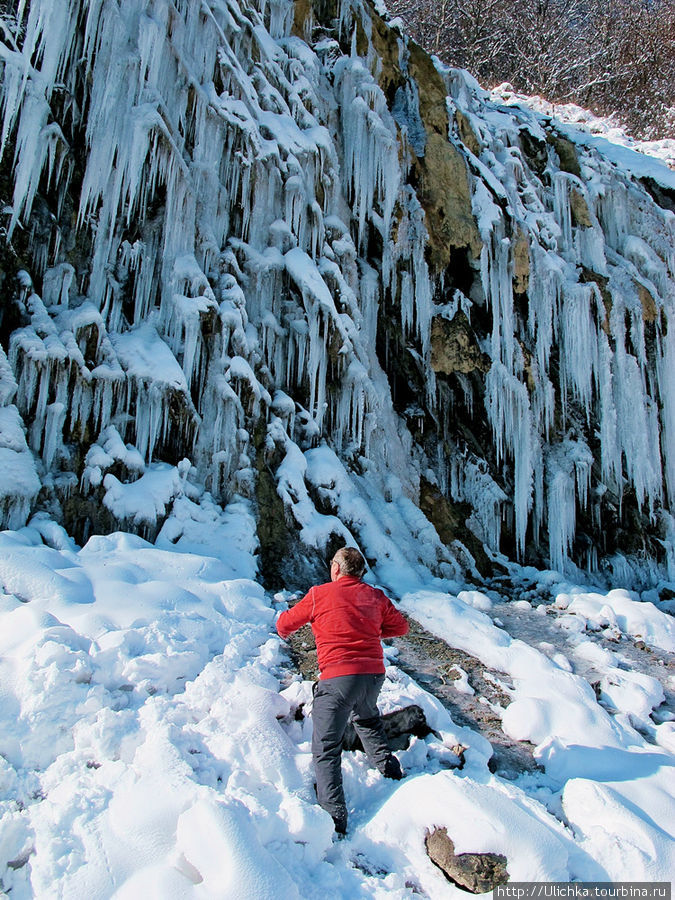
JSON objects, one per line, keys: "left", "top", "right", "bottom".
{"left": 1, "top": 518, "right": 673, "bottom": 897}
{"left": 1, "top": 0, "right": 674, "bottom": 583}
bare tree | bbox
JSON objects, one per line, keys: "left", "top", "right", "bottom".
{"left": 387, "top": 0, "right": 675, "bottom": 139}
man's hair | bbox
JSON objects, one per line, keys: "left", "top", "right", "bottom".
{"left": 332, "top": 546, "right": 366, "bottom": 577}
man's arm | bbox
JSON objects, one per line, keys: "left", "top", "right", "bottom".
{"left": 276, "top": 589, "right": 315, "bottom": 639}
{"left": 380, "top": 596, "right": 409, "bottom": 638}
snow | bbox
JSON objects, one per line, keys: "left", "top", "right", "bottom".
{"left": 555, "top": 588, "right": 675, "bottom": 654}
{"left": 398, "top": 582, "right": 675, "bottom": 880}
{"left": 492, "top": 86, "right": 675, "bottom": 182}
{"left": 0, "top": 406, "right": 41, "bottom": 529}
{"left": 102, "top": 464, "right": 188, "bottom": 527}
{"left": 1, "top": 518, "right": 673, "bottom": 896}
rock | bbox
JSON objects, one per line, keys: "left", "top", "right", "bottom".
{"left": 512, "top": 227, "right": 530, "bottom": 294}
{"left": 430, "top": 312, "right": 490, "bottom": 376}
{"left": 518, "top": 127, "right": 548, "bottom": 176}
{"left": 291, "top": 0, "right": 312, "bottom": 39}
{"left": 425, "top": 827, "right": 509, "bottom": 893}
{"left": 547, "top": 131, "right": 582, "bottom": 177}
{"left": 570, "top": 187, "right": 593, "bottom": 228}
{"left": 342, "top": 704, "right": 435, "bottom": 752}
{"left": 414, "top": 134, "right": 483, "bottom": 271}
{"left": 407, "top": 41, "right": 482, "bottom": 269}
{"left": 419, "top": 476, "right": 493, "bottom": 577}
{"left": 369, "top": 11, "right": 405, "bottom": 97}
{"left": 636, "top": 282, "right": 659, "bottom": 322}
{"left": 408, "top": 41, "right": 451, "bottom": 137}
{"left": 640, "top": 176, "right": 675, "bottom": 214}
{"left": 579, "top": 266, "right": 612, "bottom": 333}
{"left": 455, "top": 109, "right": 481, "bottom": 157}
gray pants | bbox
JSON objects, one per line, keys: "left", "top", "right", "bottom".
{"left": 312, "top": 673, "right": 392, "bottom": 825}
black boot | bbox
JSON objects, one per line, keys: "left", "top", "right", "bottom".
{"left": 381, "top": 754, "right": 404, "bottom": 780}
{"left": 332, "top": 812, "right": 348, "bottom": 837}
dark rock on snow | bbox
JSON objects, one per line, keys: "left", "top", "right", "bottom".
{"left": 425, "top": 826, "right": 509, "bottom": 893}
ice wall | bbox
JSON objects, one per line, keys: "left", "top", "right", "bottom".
{"left": 0, "top": 0, "right": 674, "bottom": 583}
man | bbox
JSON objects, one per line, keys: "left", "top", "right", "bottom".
{"left": 276, "top": 546, "right": 409, "bottom": 835}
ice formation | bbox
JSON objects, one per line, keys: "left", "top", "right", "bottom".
{"left": 1, "top": 0, "right": 674, "bottom": 581}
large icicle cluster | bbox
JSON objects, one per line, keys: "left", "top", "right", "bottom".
{"left": 0, "top": 0, "right": 674, "bottom": 583}
{"left": 451, "top": 80, "right": 675, "bottom": 576}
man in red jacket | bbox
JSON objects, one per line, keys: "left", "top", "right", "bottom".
{"left": 276, "top": 546, "right": 409, "bottom": 835}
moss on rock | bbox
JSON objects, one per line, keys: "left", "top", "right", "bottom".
{"left": 547, "top": 131, "right": 582, "bottom": 178}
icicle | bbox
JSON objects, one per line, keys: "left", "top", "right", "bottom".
{"left": 552, "top": 172, "right": 573, "bottom": 258}
{"left": 450, "top": 451, "right": 507, "bottom": 551}
{"left": 267, "top": 0, "right": 293, "bottom": 39}
{"left": 334, "top": 58, "right": 401, "bottom": 251}
{"left": 559, "top": 282, "right": 598, "bottom": 423}
{"left": 658, "top": 323, "right": 675, "bottom": 507}
{"left": 42, "top": 401, "right": 66, "bottom": 468}
{"left": 610, "top": 295, "right": 663, "bottom": 510}
{"left": 41, "top": 263, "right": 74, "bottom": 308}
{"left": 486, "top": 362, "right": 533, "bottom": 556}
{"left": 546, "top": 439, "right": 593, "bottom": 572}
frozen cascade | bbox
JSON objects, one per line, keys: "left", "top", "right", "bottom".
{"left": 334, "top": 58, "right": 401, "bottom": 252}
{"left": 0, "top": 0, "right": 674, "bottom": 581}
{"left": 559, "top": 282, "right": 599, "bottom": 424}
{"left": 449, "top": 453, "right": 508, "bottom": 551}
{"left": 486, "top": 362, "right": 534, "bottom": 556}
{"left": 546, "top": 439, "right": 594, "bottom": 573}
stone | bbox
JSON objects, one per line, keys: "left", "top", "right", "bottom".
{"left": 570, "top": 187, "right": 593, "bottom": 228}
{"left": 579, "top": 266, "right": 612, "bottom": 333}
{"left": 518, "top": 127, "right": 547, "bottom": 176}
{"left": 406, "top": 41, "right": 482, "bottom": 269}
{"left": 430, "top": 313, "right": 490, "bottom": 376}
{"left": 342, "top": 704, "right": 435, "bottom": 752}
{"left": 369, "top": 11, "right": 405, "bottom": 98}
{"left": 419, "top": 477, "right": 493, "bottom": 576}
{"left": 455, "top": 109, "right": 481, "bottom": 158}
{"left": 636, "top": 282, "right": 659, "bottom": 322}
{"left": 291, "top": 0, "right": 313, "bottom": 40}
{"left": 408, "top": 41, "right": 450, "bottom": 137}
{"left": 512, "top": 227, "right": 530, "bottom": 293}
{"left": 425, "top": 827, "right": 509, "bottom": 893}
{"left": 640, "top": 176, "right": 675, "bottom": 214}
{"left": 547, "top": 131, "right": 581, "bottom": 177}
{"left": 415, "top": 134, "right": 483, "bottom": 270}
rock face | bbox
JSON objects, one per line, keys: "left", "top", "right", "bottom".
{"left": 425, "top": 827, "right": 509, "bottom": 893}
{"left": 430, "top": 314, "right": 490, "bottom": 376}
{"left": 0, "top": 0, "right": 674, "bottom": 586}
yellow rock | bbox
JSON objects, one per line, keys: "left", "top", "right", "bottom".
{"left": 415, "top": 134, "right": 483, "bottom": 269}
{"left": 455, "top": 109, "right": 481, "bottom": 157}
{"left": 512, "top": 228, "right": 530, "bottom": 293}
{"left": 570, "top": 187, "right": 593, "bottom": 228}
{"left": 430, "top": 313, "right": 490, "bottom": 375}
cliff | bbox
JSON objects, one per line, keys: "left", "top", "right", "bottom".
{"left": 1, "top": 0, "right": 674, "bottom": 587}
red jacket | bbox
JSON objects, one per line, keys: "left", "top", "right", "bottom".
{"left": 276, "top": 576, "right": 409, "bottom": 679}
